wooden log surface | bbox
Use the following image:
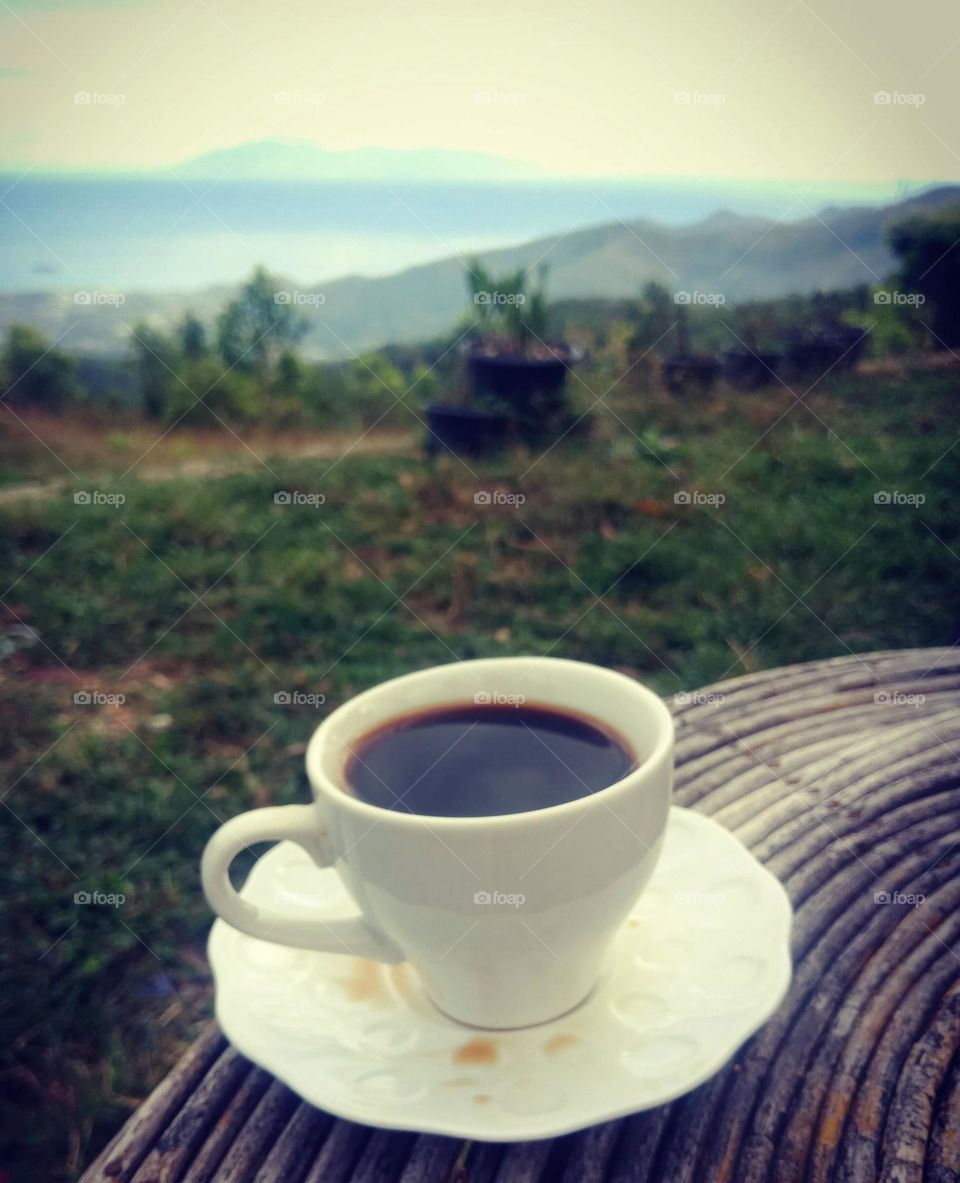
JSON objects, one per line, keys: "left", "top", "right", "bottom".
{"left": 79, "top": 647, "right": 960, "bottom": 1183}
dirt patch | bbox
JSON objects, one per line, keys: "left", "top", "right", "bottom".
{"left": 0, "top": 413, "right": 418, "bottom": 503}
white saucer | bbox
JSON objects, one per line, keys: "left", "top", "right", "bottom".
{"left": 208, "top": 806, "right": 793, "bottom": 1141}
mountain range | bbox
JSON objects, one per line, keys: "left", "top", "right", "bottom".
{"left": 1, "top": 184, "right": 956, "bottom": 360}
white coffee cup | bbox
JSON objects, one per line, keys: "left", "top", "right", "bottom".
{"left": 202, "top": 657, "right": 674, "bottom": 1029}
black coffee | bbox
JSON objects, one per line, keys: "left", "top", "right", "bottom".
{"left": 343, "top": 702, "right": 636, "bottom": 817}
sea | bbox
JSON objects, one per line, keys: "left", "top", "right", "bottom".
{"left": 0, "top": 175, "right": 906, "bottom": 294}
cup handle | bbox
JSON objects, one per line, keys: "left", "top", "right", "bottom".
{"left": 201, "top": 804, "right": 404, "bottom": 962}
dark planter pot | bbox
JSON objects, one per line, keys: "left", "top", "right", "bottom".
{"left": 464, "top": 343, "right": 581, "bottom": 412}
{"left": 720, "top": 348, "right": 781, "bottom": 389}
{"left": 662, "top": 354, "right": 721, "bottom": 393}
{"left": 424, "top": 404, "right": 510, "bottom": 457}
{"left": 786, "top": 328, "right": 869, "bottom": 377}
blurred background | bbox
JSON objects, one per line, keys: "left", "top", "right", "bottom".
{"left": 1, "top": 0, "right": 958, "bottom": 1177}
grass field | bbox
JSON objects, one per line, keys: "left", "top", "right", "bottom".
{"left": 1, "top": 361, "right": 958, "bottom": 1180}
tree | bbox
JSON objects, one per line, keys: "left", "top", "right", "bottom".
{"left": 628, "top": 281, "right": 675, "bottom": 359}
{"left": 216, "top": 266, "right": 307, "bottom": 380}
{"left": 179, "top": 313, "right": 208, "bottom": 360}
{"left": 168, "top": 358, "right": 261, "bottom": 425}
{"left": 130, "top": 324, "right": 178, "bottom": 419}
{"left": 732, "top": 299, "right": 781, "bottom": 352}
{"left": 1, "top": 325, "right": 79, "bottom": 410}
{"left": 888, "top": 209, "right": 960, "bottom": 349}
{"left": 275, "top": 350, "right": 303, "bottom": 395}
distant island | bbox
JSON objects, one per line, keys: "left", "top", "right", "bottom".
{"left": 168, "top": 141, "right": 545, "bottom": 183}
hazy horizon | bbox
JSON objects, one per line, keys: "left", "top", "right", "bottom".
{"left": 0, "top": 140, "right": 949, "bottom": 190}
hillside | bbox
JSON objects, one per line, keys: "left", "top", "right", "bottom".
{"left": 299, "top": 184, "right": 959, "bottom": 354}
{"left": 1, "top": 185, "right": 956, "bottom": 359}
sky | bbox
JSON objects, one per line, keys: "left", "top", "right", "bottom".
{"left": 0, "top": 0, "right": 957, "bottom": 181}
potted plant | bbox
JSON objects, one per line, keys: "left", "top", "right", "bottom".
{"left": 461, "top": 259, "right": 582, "bottom": 435}
{"left": 720, "top": 320, "right": 779, "bottom": 389}
{"left": 716, "top": 304, "right": 781, "bottom": 388}
{"left": 661, "top": 303, "right": 720, "bottom": 393}
{"left": 423, "top": 260, "right": 582, "bottom": 455}
{"left": 719, "top": 347, "right": 781, "bottom": 388}
{"left": 784, "top": 324, "right": 869, "bottom": 378}
{"left": 423, "top": 394, "right": 511, "bottom": 457}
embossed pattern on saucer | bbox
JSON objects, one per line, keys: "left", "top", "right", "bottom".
{"left": 208, "top": 806, "right": 793, "bottom": 1141}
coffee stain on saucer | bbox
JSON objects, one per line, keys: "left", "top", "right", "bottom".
{"left": 453, "top": 1037, "right": 498, "bottom": 1066}
{"left": 473, "top": 1094, "right": 492, "bottom": 1105}
{"left": 343, "top": 959, "right": 386, "bottom": 1002}
{"left": 543, "top": 1033, "right": 579, "bottom": 1056}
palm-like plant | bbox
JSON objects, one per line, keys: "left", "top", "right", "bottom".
{"left": 465, "top": 258, "right": 551, "bottom": 355}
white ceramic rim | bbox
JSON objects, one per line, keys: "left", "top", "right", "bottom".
{"left": 304, "top": 656, "right": 674, "bottom": 831}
